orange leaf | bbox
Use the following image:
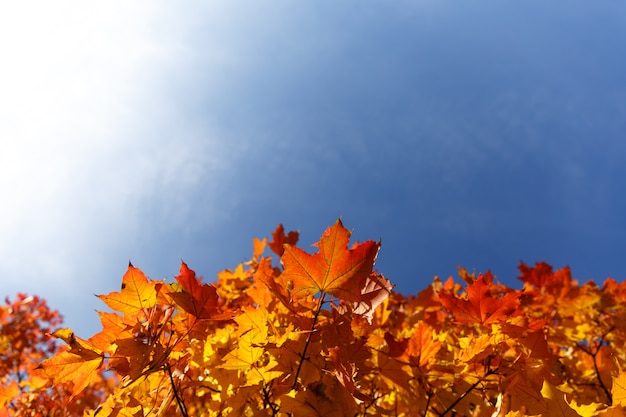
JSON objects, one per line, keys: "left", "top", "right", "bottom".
{"left": 40, "top": 350, "right": 103, "bottom": 397}
{"left": 0, "top": 382, "right": 19, "bottom": 409}
{"left": 39, "top": 330, "right": 104, "bottom": 397}
{"left": 281, "top": 219, "right": 380, "bottom": 302}
{"left": 252, "top": 237, "right": 267, "bottom": 260}
{"left": 169, "top": 261, "right": 224, "bottom": 319}
{"left": 97, "top": 264, "right": 157, "bottom": 318}
{"left": 384, "top": 323, "right": 441, "bottom": 367}
{"left": 404, "top": 322, "right": 441, "bottom": 367}
{"left": 438, "top": 274, "right": 519, "bottom": 325}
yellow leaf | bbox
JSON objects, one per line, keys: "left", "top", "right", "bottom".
{"left": 219, "top": 307, "right": 280, "bottom": 385}
{"left": 541, "top": 381, "right": 582, "bottom": 417}
{"left": 569, "top": 399, "right": 601, "bottom": 417}
{"left": 612, "top": 371, "right": 626, "bottom": 407}
{"left": 98, "top": 265, "right": 157, "bottom": 318}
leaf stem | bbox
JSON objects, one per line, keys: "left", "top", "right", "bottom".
{"left": 291, "top": 293, "right": 326, "bottom": 391}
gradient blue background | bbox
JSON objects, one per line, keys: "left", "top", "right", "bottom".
{"left": 2, "top": 1, "right": 625, "bottom": 335}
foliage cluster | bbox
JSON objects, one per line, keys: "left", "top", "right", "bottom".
{"left": 2, "top": 219, "right": 626, "bottom": 416}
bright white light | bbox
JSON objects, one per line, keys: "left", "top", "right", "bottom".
{"left": 0, "top": 2, "right": 214, "bottom": 305}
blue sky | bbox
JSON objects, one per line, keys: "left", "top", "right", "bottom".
{"left": 2, "top": 1, "right": 625, "bottom": 336}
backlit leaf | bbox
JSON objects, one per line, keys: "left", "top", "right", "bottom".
{"left": 268, "top": 223, "right": 299, "bottom": 256}
{"left": 541, "top": 381, "right": 582, "bottom": 417}
{"left": 169, "top": 261, "right": 225, "bottom": 319}
{"left": 281, "top": 219, "right": 380, "bottom": 302}
{"left": 39, "top": 348, "right": 103, "bottom": 397}
{"left": 612, "top": 371, "right": 626, "bottom": 407}
{"left": 439, "top": 274, "right": 519, "bottom": 324}
{"left": 97, "top": 264, "right": 157, "bottom": 318}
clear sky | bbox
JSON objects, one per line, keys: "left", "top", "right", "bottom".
{"left": 2, "top": 1, "right": 626, "bottom": 336}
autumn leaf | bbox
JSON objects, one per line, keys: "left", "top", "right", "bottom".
{"left": 281, "top": 219, "right": 380, "bottom": 302}
{"left": 98, "top": 264, "right": 157, "bottom": 318}
{"left": 0, "top": 382, "right": 18, "bottom": 409}
{"left": 50, "top": 328, "right": 103, "bottom": 358}
{"left": 541, "top": 381, "right": 583, "bottom": 417}
{"left": 350, "top": 273, "right": 393, "bottom": 324}
{"left": 254, "top": 257, "right": 306, "bottom": 313}
{"left": 569, "top": 400, "right": 601, "bottom": 417}
{"left": 386, "top": 322, "right": 441, "bottom": 367}
{"left": 220, "top": 307, "right": 282, "bottom": 385}
{"left": 39, "top": 332, "right": 104, "bottom": 397}
{"left": 169, "top": 261, "right": 232, "bottom": 320}
{"left": 268, "top": 224, "right": 299, "bottom": 256}
{"left": 384, "top": 332, "right": 408, "bottom": 358}
{"left": 518, "top": 261, "right": 575, "bottom": 297}
{"left": 612, "top": 371, "right": 626, "bottom": 407}
{"left": 252, "top": 237, "right": 267, "bottom": 260}
{"left": 280, "top": 377, "right": 358, "bottom": 417}
{"left": 88, "top": 311, "right": 132, "bottom": 352}
{"left": 438, "top": 274, "right": 520, "bottom": 325}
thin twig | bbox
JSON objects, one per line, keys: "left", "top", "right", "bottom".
{"left": 166, "top": 364, "right": 188, "bottom": 417}
{"left": 291, "top": 293, "right": 326, "bottom": 391}
{"left": 577, "top": 328, "right": 615, "bottom": 406}
{"left": 439, "top": 368, "right": 496, "bottom": 417}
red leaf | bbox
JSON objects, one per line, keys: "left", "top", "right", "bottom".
{"left": 439, "top": 274, "right": 519, "bottom": 325}
{"left": 268, "top": 224, "right": 299, "bottom": 256}
{"left": 170, "top": 262, "right": 233, "bottom": 320}
{"left": 518, "top": 261, "right": 575, "bottom": 297}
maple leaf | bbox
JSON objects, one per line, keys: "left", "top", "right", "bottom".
{"left": 254, "top": 257, "right": 301, "bottom": 312}
{"left": 88, "top": 311, "right": 132, "bottom": 352}
{"left": 384, "top": 322, "right": 441, "bottom": 367}
{"left": 110, "top": 336, "right": 171, "bottom": 381}
{"left": 281, "top": 219, "right": 380, "bottom": 302}
{"left": 438, "top": 274, "right": 520, "bottom": 325}
{"left": 518, "top": 261, "right": 576, "bottom": 297}
{"left": 98, "top": 264, "right": 157, "bottom": 318}
{"left": 219, "top": 307, "right": 282, "bottom": 385}
{"left": 252, "top": 237, "right": 267, "bottom": 260}
{"left": 541, "top": 381, "right": 583, "bottom": 417}
{"left": 39, "top": 329, "right": 104, "bottom": 397}
{"left": 350, "top": 273, "right": 394, "bottom": 324}
{"left": 569, "top": 400, "right": 601, "bottom": 417}
{"left": 169, "top": 261, "right": 232, "bottom": 320}
{"left": 612, "top": 371, "right": 626, "bottom": 407}
{"left": 280, "top": 376, "right": 358, "bottom": 417}
{"left": 268, "top": 223, "right": 299, "bottom": 256}
{"left": 384, "top": 332, "right": 408, "bottom": 358}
